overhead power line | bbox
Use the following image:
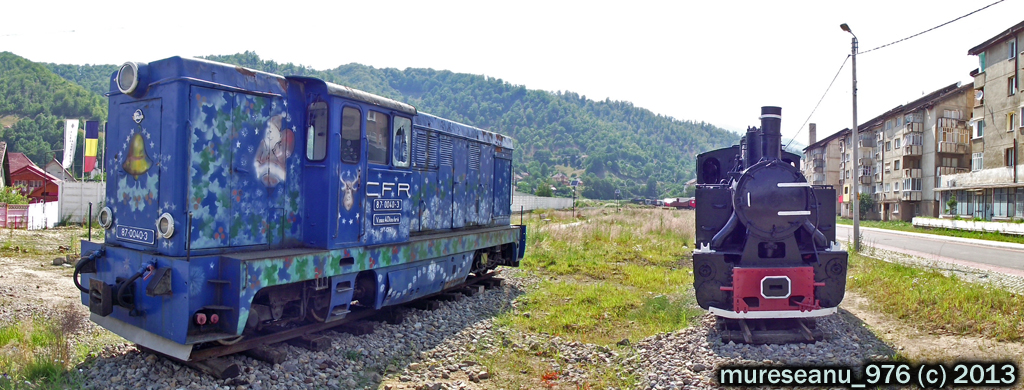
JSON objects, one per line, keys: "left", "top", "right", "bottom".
{"left": 787, "top": 55, "right": 849, "bottom": 149}
{"left": 859, "top": 0, "right": 1006, "bottom": 54}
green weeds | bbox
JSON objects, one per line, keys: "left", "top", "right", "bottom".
{"left": 0, "top": 304, "right": 90, "bottom": 389}
{"left": 501, "top": 209, "right": 702, "bottom": 345}
{"left": 846, "top": 253, "right": 1024, "bottom": 342}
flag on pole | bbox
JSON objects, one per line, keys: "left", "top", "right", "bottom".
{"left": 63, "top": 119, "right": 79, "bottom": 170}
{"left": 84, "top": 121, "right": 99, "bottom": 173}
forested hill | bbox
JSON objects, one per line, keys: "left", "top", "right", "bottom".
{"left": 201, "top": 52, "right": 739, "bottom": 198}
{"left": 0, "top": 52, "right": 105, "bottom": 120}
{"left": 0, "top": 52, "right": 106, "bottom": 171}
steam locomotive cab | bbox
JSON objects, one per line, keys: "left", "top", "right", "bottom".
{"left": 693, "top": 107, "right": 847, "bottom": 320}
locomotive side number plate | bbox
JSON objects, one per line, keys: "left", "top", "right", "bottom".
{"left": 373, "top": 198, "right": 402, "bottom": 211}
{"left": 116, "top": 225, "right": 155, "bottom": 245}
{"left": 373, "top": 214, "right": 401, "bottom": 226}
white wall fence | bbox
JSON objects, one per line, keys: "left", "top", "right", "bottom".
{"left": 59, "top": 181, "right": 105, "bottom": 224}
{"left": 27, "top": 202, "right": 59, "bottom": 230}
{"left": 913, "top": 217, "right": 1024, "bottom": 235}
{"left": 510, "top": 192, "right": 574, "bottom": 212}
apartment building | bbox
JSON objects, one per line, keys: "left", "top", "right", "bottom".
{"left": 937, "top": 21, "right": 1024, "bottom": 221}
{"left": 874, "top": 83, "right": 974, "bottom": 221}
{"left": 832, "top": 83, "right": 973, "bottom": 220}
{"left": 802, "top": 124, "right": 846, "bottom": 216}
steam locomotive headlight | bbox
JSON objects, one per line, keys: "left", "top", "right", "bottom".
{"left": 116, "top": 62, "right": 140, "bottom": 95}
{"left": 98, "top": 207, "right": 113, "bottom": 230}
{"left": 156, "top": 213, "right": 174, "bottom": 239}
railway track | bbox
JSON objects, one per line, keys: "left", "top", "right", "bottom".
{"left": 144, "top": 272, "right": 505, "bottom": 379}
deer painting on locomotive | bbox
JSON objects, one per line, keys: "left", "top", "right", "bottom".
{"left": 692, "top": 107, "right": 847, "bottom": 322}
{"left": 76, "top": 57, "right": 526, "bottom": 361}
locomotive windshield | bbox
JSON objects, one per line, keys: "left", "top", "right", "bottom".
{"left": 341, "top": 107, "right": 361, "bottom": 163}
{"left": 306, "top": 101, "right": 328, "bottom": 161}
{"left": 367, "top": 111, "right": 390, "bottom": 164}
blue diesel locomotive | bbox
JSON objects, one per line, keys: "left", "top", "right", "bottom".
{"left": 75, "top": 57, "right": 526, "bottom": 361}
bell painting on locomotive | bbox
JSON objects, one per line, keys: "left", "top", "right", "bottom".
{"left": 75, "top": 57, "right": 526, "bottom": 362}
{"left": 692, "top": 106, "right": 847, "bottom": 319}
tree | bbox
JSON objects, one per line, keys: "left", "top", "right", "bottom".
{"left": 536, "top": 186, "right": 553, "bottom": 197}
{"left": 946, "top": 194, "right": 958, "bottom": 214}
{"left": 858, "top": 193, "right": 875, "bottom": 217}
{"left": 645, "top": 177, "right": 658, "bottom": 198}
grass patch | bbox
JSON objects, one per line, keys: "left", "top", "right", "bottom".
{"left": 501, "top": 209, "right": 702, "bottom": 345}
{"left": 846, "top": 252, "right": 1024, "bottom": 341}
{"left": 837, "top": 217, "right": 1024, "bottom": 245}
{"left": 0, "top": 304, "right": 91, "bottom": 389}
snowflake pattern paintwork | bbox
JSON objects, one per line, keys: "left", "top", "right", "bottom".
{"left": 188, "top": 87, "right": 302, "bottom": 249}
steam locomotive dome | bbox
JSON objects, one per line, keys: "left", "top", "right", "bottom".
{"left": 732, "top": 160, "right": 810, "bottom": 240}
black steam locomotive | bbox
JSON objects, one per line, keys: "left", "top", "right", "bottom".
{"left": 692, "top": 107, "right": 846, "bottom": 333}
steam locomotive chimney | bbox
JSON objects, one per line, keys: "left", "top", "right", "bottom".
{"left": 745, "top": 126, "right": 761, "bottom": 166}
{"left": 760, "top": 106, "right": 782, "bottom": 160}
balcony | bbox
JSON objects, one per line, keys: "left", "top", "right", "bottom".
{"left": 902, "top": 190, "right": 922, "bottom": 201}
{"left": 858, "top": 136, "right": 876, "bottom": 149}
{"left": 903, "top": 144, "right": 923, "bottom": 156}
{"left": 937, "top": 117, "right": 964, "bottom": 128}
{"left": 812, "top": 173, "right": 825, "bottom": 183}
{"left": 936, "top": 166, "right": 968, "bottom": 176}
{"left": 859, "top": 175, "right": 873, "bottom": 185}
{"left": 874, "top": 172, "right": 882, "bottom": 182}
{"left": 937, "top": 141, "right": 968, "bottom": 154}
{"left": 903, "top": 122, "right": 924, "bottom": 133}
{"left": 812, "top": 158, "right": 825, "bottom": 172}
{"left": 859, "top": 157, "right": 874, "bottom": 165}
{"left": 873, "top": 192, "right": 888, "bottom": 202}
{"left": 903, "top": 168, "right": 922, "bottom": 178}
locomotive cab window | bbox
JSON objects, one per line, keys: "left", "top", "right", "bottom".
{"left": 393, "top": 116, "right": 411, "bottom": 168}
{"left": 341, "top": 107, "right": 361, "bottom": 163}
{"left": 306, "top": 101, "right": 328, "bottom": 161}
{"left": 367, "top": 111, "right": 390, "bottom": 165}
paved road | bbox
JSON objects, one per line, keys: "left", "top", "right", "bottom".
{"left": 835, "top": 224, "right": 1024, "bottom": 276}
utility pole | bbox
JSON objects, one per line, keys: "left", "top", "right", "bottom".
{"left": 841, "top": 23, "right": 861, "bottom": 252}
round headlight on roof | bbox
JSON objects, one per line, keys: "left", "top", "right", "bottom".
{"left": 116, "top": 62, "right": 140, "bottom": 95}
{"left": 98, "top": 207, "right": 113, "bottom": 230}
{"left": 156, "top": 213, "right": 174, "bottom": 239}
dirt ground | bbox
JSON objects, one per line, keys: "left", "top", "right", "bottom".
{"left": 0, "top": 227, "right": 97, "bottom": 323}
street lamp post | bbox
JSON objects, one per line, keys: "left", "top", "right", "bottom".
{"left": 841, "top": 23, "right": 861, "bottom": 252}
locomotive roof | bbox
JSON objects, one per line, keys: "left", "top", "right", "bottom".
{"left": 324, "top": 82, "right": 417, "bottom": 116}
{"left": 414, "top": 113, "right": 515, "bottom": 150}
{"left": 123, "top": 56, "right": 514, "bottom": 150}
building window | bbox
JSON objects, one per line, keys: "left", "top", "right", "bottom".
{"left": 885, "top": 141, "right": 892, "bottom": 151}
{"left": 1010, "top": 39, "right": 1018, "bottom": 61}
{"left": 893, "top": 203, "right": 900, "bottom": 214}
{"left": 1009, "top": 112, "right": 1017, "bottom": 132}
{"left": 972, "top": 152, "right": 984, "bottom": 171}
{"left": 903, "top": 178, "right": 921, "bottom": 191}
{"left": 885, "top": 183, "right": 891, "bottom": 192}
{"left": 894, "top": 160, "right": 901, "bottom": 170}
{"left": 972, "top": 120, "right": 984, "bottom": 138}
{"left": 994, "top": 188, "right": 1008, "bottom": 218}
{"left": 894, "top": 138, "right": 901, "bottom": 149}
{"left": 1010, "top": 76, "right": 1017, "bottom": 96}
{"left": 1007, "top": 148, "right": 1016, "bottom": 167}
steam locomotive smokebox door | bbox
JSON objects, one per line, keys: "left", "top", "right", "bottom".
{"left": 112, "top": 99, "right": 162, "bottom": 249}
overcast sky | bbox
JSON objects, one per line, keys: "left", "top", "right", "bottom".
{"left": 2, "top": 0, "right": 1021, "bottom": 145}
